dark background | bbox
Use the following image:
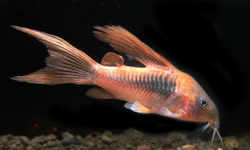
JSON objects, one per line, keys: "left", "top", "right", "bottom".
{"left": 0, "top": 0, "right": 250, "bottom": 138}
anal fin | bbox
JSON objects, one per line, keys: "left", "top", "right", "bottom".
{"left": 86, "top": 87, "right": 116, "bottom": 99}
{"left": 124, "top": 101, "right": 150, "bottom": 114}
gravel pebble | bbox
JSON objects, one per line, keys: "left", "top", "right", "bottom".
{"left": 62, "top": 132, "right": 74, "bottom": 139}
{"left": 101, "top": 131, "right": 113, "bottom": 144}
{"left": 26, "top": 145, "right": 33, "bottom": 150}
{"left": 20, "top": 136, "right": 30, "bottom": 146}
{"left": 62, "top": 132, "right": 76, "bottom": 146}
{"left": 31, "top": 135, "right": 47, "bottom": 145}
{"left": 224, "top": 137, "right": 239, "bottom": 149}
{"left": 178, "top": 144, "right": 196, "bottom": 150}
{"left": 137, "top": 145, "right": 151, "bottom": 150}
{"left": 62, "top": 137, "right": 73, "bottom": 146}
{"left": 84, "top": 134, "right": 95, "bottom": 147}
{"left": 196, "top": 141, "right": 207, "bottom": 149}
{"left": 75, "top": 135, "right": 84, "bottom": 144}
{"left": 46, "top": 134, "right": 57, "bottom": 141}
{"left": 47, "top": 140, "right": 59, "bottom": 147}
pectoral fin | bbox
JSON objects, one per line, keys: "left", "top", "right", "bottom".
{"left": 86, "top": 87, "right": 116, "bottom": 99}
{"left": 158, "top": 107, "right": 182, "bottom": 118}
{"left": 124, "top": 101, "right": 150, "bottom": 114}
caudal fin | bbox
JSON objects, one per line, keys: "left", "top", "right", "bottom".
{"left": 11, "top": 26, "right": 98, "bottom": 85}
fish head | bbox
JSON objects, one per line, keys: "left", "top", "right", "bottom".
{"left": 178, "top": 73, "right": 219, "bottom": 128}
{"left": 178, "top": 73, "right": 223, "bottom": 146}
{"left": 186, "top": 81, "right": 223, "bottom": 146}
{"left": 192, "top": 94, "right": 219, "bottom": 129}
{"left": 183, "top": 80, "right": 219, "bottom": 129}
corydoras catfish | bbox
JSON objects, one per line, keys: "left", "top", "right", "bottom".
{"left": 11, "top": 25, "right": 223, "bottom": 146}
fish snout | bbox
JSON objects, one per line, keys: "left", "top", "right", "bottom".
{"left": 210, "top": 119, "right": 219, "bottom": 129}
{"left": 209, "top": 110, "right": 220, "bottom": 129}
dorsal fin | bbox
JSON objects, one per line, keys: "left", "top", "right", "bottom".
{"left": 94, "top": 26, "right": 175, "bottom": 70}
{"left": 101, "top": 52, "right": 124, "bottom": 67}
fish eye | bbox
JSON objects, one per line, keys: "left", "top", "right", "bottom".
{"left": 199, "top": 98, "right": 208, "bottom": 107}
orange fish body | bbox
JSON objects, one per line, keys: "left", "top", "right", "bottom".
{"left": 94, "top": 65, "right": 216, "bottom": 123}
{"left": 11, "top": 25, "right": 222, "bottom": 145}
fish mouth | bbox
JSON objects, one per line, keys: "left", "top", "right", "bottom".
{"left": 198, "top": 122, "right": 223, "bottom": 147}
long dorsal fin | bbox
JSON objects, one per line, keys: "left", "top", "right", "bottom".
{"left": 94, "top": 26, "right": 175, "bottom": 70}
{"left": 86, "top": 87, "right": 116, "bottom": 99}
{"left": 101, "top": 52, "right": 124, "bottom": 67}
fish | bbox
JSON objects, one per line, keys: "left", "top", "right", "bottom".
{"left": 11, "top": 25, "right": 223, "bottom": 146}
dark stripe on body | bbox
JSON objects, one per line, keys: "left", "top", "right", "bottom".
{"left": 105, "top": 70, "right": 177, "bottom": 99}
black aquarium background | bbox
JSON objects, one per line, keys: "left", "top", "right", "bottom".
{"left": 0, "top": 0, "right": 250, "bottom": 139}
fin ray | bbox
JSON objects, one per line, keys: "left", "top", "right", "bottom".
{"left": 11, "top": 26, "right": 98, "bottom": 85}
{"left": 94, "top": 26, "right": 174, "bottom": 69}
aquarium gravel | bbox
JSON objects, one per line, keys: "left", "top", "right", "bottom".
{"left": 0, "top": 128, "right": 247, "bottom": 150}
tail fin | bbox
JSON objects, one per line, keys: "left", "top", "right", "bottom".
{"left": 11, "top": 26, "right": 98, "bottom": 85}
